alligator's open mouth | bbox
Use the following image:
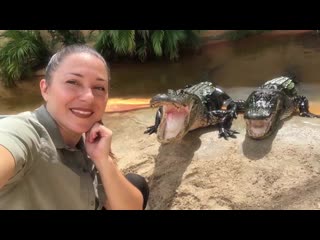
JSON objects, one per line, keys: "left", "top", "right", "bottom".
{"left": 153, "top": 102, "right": 191, "bottom": 143}
{"left": 245, "top": 114, "right": 274, "bottom": 139}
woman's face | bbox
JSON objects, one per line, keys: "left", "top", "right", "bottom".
{"left": 40, "top": 52, "right": 109, "bottom": 136}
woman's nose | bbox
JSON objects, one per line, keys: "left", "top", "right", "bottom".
{"left": 79, "top": 88, "right": 94, "bottom": 102}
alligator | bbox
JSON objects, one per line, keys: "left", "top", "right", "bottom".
{"left": 144, "top": 81, "right": 241, "bottom": 144}
{"left": 243, "top": 76, "right": 320, "bottom": 139}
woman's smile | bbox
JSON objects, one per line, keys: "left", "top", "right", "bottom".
{"left": 70, "top": 108, "right": 94, "bottom": 118}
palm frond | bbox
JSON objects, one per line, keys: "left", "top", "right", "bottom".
{"left": 163, "top": 30, "right": 186, "bottom": 60}
{"left": 0, "top": 30, "right": 50, "bottom": 87}
{"left": 151, "top": 30, "right": 164, "bottom": 56}
{"left": 137, "top": 30, "right": 150, "bottom": 41}
{"left": 136, "top": 45, "right": 148, "bottom": 62}
{"left": 110, "top": 30, "right": 136, "bottom": 54}
{"left": 48, "top": 30, "right": 85, "bottom": 46}
{"left": 94, "top": 30, "right": 114, "bottom": 59}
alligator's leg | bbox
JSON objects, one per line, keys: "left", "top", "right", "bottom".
{"left": 225, "top": 100, "right": 238, "bottom": 118}
{"left": 294, "top": 96, "right": 320, "bottom": 118}
{"left": 144, "top": 107, "right": 162, "bottom": 134}
{"left": 208, "top": 109, "right": 228, "bottom": 118}
{"left": 208, "top": 110, "right": 239, "bottom": 140}
{"left": 221, "top": 99, "right": 246, "bottom": 118}
{"left": 218, "top": 114, "right": 239, "bottom": 139}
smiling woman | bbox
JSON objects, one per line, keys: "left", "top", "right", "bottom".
{"left": 0, "top": 44, "right": 149, "bottom": 210}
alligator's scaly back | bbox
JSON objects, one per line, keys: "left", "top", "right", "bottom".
{"left": 184, "top": 81, "right": 216, "bottom": 96}
{"left": 261, "top": 76, "right": 297, "bottom": 120}
{"left": 262, "top": 76, "right": 298, "bottom": 97}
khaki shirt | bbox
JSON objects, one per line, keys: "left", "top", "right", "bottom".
{"left": 0, "top": 105, "right": 106, "bottom": 210}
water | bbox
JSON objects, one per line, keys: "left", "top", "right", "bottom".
{"left": 0, "top": 31, "right": 320, "bottom": 114}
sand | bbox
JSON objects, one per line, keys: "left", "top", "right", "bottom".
{"left": 104, "top": 108, "right": 320, "bottom": 210}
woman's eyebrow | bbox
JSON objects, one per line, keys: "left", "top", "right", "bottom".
{"left": 66, "top": 72, "right": 107, "bottom": 82}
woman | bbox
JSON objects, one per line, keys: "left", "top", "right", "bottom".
{"left": 0, "top": 44, "right": 149, "bottom": 210}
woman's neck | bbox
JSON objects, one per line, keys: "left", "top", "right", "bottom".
{"left": 44, "top": 104, "right": 82, "bottom": 148}
{"left": 59, "top": 127, "right": 82, "bottom": 148}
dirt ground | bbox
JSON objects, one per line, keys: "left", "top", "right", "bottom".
{"left": 104, "top": 108, "right": 320, "bottom": 210}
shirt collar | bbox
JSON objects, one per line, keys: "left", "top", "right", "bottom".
{"left": 34, "top": 104, "right": 84, "bottom": 150}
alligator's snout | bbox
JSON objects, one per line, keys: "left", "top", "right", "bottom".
{"left": 150, "top": 93, "right": 188, "bottom": 108}
{"left": 244, "top": 90, "right": 280, "bottom": 139}
{"left": 245, "top": 118, "right": 273, "bottom": 139}
{"left": 244, "top": 109, "right": 273, "bottom": 120}
{"left": 244, "top": 107, "right": 275, "bottom": 139}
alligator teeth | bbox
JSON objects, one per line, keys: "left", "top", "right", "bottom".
{"left": 245, "top": 118, "right": 273, "bottom": 139}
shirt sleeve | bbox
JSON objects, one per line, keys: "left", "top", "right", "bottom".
{"left": 0, "top": 115, "right": 41, "bottom": 183}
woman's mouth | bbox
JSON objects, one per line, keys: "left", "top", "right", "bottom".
{"left": 70, "top": 108, "right": 94, "bottom": 118}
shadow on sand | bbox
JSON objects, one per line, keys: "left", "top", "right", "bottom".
{"left": 148, "top": 126, "right": 218, "bottom": 209}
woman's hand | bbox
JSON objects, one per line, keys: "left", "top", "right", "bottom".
{"left": 85, "top": 122, "right": 112, "bottom": 167}
{"left": 85, "top": 122, "right": 144, "bottom": 210}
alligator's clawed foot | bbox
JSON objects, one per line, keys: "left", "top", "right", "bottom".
{"left": 217, "top": 110, "right": 239, "bottom": 140}
{"left": 299, "top": 112, "right": 320, "bottom": 118}
{"left": 144, "top": 126, "right": 157, "bottom": 135}
{"left": 218, "top": 128, "right": 239, "bottom": 140}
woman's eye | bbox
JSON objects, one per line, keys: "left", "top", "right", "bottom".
{"left": 94, "top": 87, "right": 105, "bottom": 91}
{"left": 66, "top": 80, "right": 78, "bottom": 85}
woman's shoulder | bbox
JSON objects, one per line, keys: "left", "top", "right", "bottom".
{"left": 0, "top": 110, "right": 46, "bottom": 136}
{"left": 0, "top": 111, "right": 36, "bottom": 126}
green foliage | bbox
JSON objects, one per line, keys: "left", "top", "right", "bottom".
{"left": 94, "top": 30, "right": 137, "bottom": 60}
{"left": 110, "top": 30, "right": 136, "bottom": 54}
{"left": 224, "top": 30, "right": 272, "bottom": 41}
{"left": 151, "top": 30, "right": 164, "bottom": 56}
{"left": 93, "top": 30, "right": 114, "bottom": 59}
{"left": 0, "top": 30, "right": 50, "bottom": 87}
{"left": 135, "top": 30, "right": 150, "bottom": 62}
{"left": 48, "top": 30, "right": 85, "bottom": 46}
{"left": 94, "top": 30, "right": 201, "bottom": 62}
{"left": 0, "top": 30, "right": 202, "bottom": 87}
{"left": 162, "top": 30, "right": 186, "bottom": 60}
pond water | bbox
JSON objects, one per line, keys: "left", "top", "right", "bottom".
{"left": 1, "top": 31, "right": 320, "bottom": 114}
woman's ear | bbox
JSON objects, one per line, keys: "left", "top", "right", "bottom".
{"left": 39, "top": 79, "right": 49, "bottom": 101}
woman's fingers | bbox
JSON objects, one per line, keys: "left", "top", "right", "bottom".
{"left": 86, "top": 122, "right": 103, "bottom": 143}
